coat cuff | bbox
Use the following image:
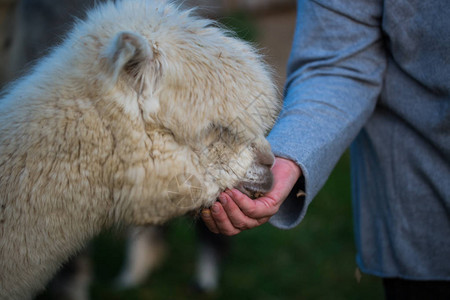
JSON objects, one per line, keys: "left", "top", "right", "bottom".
{"left": 269, "top": 170, "right": 306, "bottom": 229}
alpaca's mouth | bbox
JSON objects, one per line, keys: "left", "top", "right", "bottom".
{"left": 236, "top": 181, "right": 272, "bottom": 199}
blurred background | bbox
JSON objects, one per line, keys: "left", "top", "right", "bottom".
{"left": 0, "top": 0, "right": 383, "bottom": 299}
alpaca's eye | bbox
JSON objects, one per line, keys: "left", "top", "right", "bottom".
{"left": 203, "top": 124, "right": 238, "bottom": 149}
{"left": 216, "top": 126, "right": 241, "bottom": 146}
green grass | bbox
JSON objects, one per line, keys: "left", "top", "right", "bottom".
{"left": 218, "top": 12, "right": 259, "bottom": 43}
{"left": 83, "top": 152, "right": 383, "bottom": 300}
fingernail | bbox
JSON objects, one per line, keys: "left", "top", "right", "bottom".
{"left": 211, "top": 203, "right": 220, "bottom": 213}
{"left": 201, "top": 208, "right": 211, "bottom": 217}
{"left": 219, "top": 194, "right": 227, "bottom": 206}
{"left": 225, "top": 189, "right": 233, "bottom": 197}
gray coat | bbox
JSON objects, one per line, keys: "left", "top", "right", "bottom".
{"left": 268, "top": 0, "right": 450, "bottom": 279}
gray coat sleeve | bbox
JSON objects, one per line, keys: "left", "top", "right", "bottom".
{"left": 268, "top": 0, "right": 387, "bottom": 229}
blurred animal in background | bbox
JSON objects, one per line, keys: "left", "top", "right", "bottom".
{"left": 116, "top": 223, "right": 229, "bottom": 293}
{"left": 0, "top": 0, "right": 279, "bottom": 299}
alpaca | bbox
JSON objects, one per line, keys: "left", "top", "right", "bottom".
{"left": 0, "top": 1, "right": 279, "bottom": 299}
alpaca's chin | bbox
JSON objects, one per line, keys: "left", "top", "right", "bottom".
{"left": 235, "top": 180, "right": 273, "bottom": 199}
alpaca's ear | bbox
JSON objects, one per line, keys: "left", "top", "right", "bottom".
{"left": 102, "top": 31, "right": 160, "bottom": 93}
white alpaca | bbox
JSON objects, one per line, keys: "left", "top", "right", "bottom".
{"left": 0, "top": 1, "right": 279, "bottom": 299}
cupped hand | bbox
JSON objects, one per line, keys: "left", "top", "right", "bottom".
{"left": 201, "top": 157, "right": 301, "bottom": 236}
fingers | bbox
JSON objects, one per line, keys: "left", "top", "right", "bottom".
{"left": 201, "top": 207, "right": 219, "bottom": 234}
{"left": 201, "top": 192, "right": 272, "bottom": 236}
{"left": 202, "top": 156, "right": 303, "bottom": 235}
{"left": 219, "top": 192, "right": 265, "bottom": 230}
{"left": 205, "top": 201, "right": 242, "bottom": 236}
{"left": 227, "top": 189, "right": 279, "bottom": 219}
{"left": 201, "top": 177, "right": 289, "bottom": 235}
{"left": 201, "top": 193, "right": 271, "bottom": 236}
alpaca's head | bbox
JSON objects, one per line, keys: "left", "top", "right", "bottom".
{"left": 67, "top": 0, "right": 280, "bottom": 219}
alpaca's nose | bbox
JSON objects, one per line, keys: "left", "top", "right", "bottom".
{"left": 254, "top": 139, "right": 274, "bottom": 168}
{"left": 256, "top": 149, "right": 274, "bottom": 168}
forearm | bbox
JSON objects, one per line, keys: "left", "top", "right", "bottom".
{"left": 269, "top": 0, "right": 386, "bottom": 229}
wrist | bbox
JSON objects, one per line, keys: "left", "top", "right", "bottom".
{"left": 274, "top": 156, "right": 302, "bottom": 181}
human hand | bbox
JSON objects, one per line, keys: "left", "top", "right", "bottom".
{"left": 201, "top": 157, "right": 302, "bottom": 236}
